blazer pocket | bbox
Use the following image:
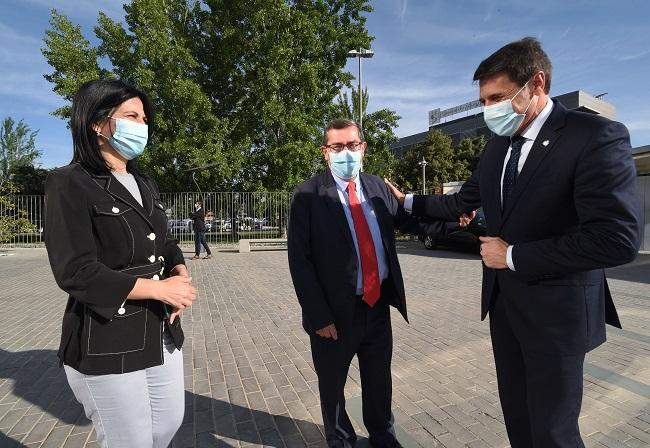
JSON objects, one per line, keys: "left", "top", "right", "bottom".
{"left": 91, "top": 201, "right": 137, "bottom": 264}
{"left": 85, "top": 301, "right": 148, "bottom": 356}
{"left": 92, "top": 201, "right": 134, "bottom": 216}
{"left": 534, "top": 272, "right": 597, "bottom": 286}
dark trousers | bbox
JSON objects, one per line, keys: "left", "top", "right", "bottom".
{"left": 194, "top": 231, "right": 211, "bottom": 256}
{"left": 490, "top": 292, "right": 586, "bottom": 448}
{"left": 309, "top": 298, "right": 397, "bottom": 448}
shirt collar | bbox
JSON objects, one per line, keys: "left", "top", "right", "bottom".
{"left": 519, "top": 97, "right": 554, "bottom": 142}
{"left": 331, "top": 170, "right": 360, "bottom": 193}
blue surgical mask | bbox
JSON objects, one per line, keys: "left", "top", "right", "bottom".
{"left": 483, "top": 81, "right": 533, "bottom": 136}
{"left": 103, "top": 117, "right": 149, "bottom": 160}
{"left": 329, "top": 149, "right": 362, "bottom": 180}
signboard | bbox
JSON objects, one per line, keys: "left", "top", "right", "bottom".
{"left": 429, "top": 99, "right": 483, "bottom": 126}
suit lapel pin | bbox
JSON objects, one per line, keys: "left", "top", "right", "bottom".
{"left": 542, "top": 140, "right": 550, "bottom": 147}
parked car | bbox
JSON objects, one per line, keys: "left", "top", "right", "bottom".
{"left": 168, "top": 219, "right": 193, "bottom": 233}
{"left": 252, "top": 217, "right": 269, "bottom": 230}
{"left": 207, "top": 219, "right": 226, "bottom": 232}
{"left": 419, "top": 208, "right": 486, "bottom": 253}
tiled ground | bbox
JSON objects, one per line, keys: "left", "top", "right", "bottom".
{"left": 0, "top": 244, "right": 648, "bottom": 447}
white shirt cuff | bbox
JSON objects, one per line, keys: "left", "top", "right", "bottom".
{"left": 506, "top": 245, "right": 516, "bottom": 271}
{"left": 404, "top": 194, "right": 414, "bottom": 212}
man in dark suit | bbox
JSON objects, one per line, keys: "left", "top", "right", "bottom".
{"left": 190, "top": 199, "right": 212, "bottom": 260}
{"left": 386, "top": 38, "right": 641, "bottom": 447}
{"left": 288, "top": 119, "right": 434, "bottom": 448}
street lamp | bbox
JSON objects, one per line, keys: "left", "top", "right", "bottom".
{"left": 418, "top": 156, "right": 428, "bottom": 194}
{"left": 347, "top": 48, "right": 374, "bottom": 129}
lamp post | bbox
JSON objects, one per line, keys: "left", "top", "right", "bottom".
{"left": 418, "top": 156, "right": 428, "bottom": 194}
{"left": 346, "top": 48, "right": 374, "bottom": 129}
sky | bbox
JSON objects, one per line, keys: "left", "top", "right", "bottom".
{"left": 1, "top": 0, "right": 649, "bottom": 169}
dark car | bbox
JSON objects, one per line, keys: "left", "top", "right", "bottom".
{"left": 420, "top": 208, "right": 487, "bottom": 252}
{"left": 168, "top": 218, "right": 193, "bottom": 233}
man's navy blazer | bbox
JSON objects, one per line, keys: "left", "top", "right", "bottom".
{"left": 412, "top": 100, "right": 641, "bottom": 354}
{"left": 288, "top": 171, "right": 430, "bottom": 336}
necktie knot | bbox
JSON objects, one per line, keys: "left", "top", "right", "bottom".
{"left": 347, "top": 180, "right": 356, "bottom": 193}
{"left": 510, "top": 135, "right": 526, "bottom": 153}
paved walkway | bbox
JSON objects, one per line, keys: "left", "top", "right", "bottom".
{"left": 0, "top": 244, "right": 648, "bottom": 447}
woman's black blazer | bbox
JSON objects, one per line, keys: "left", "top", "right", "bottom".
{"left": 44, "top": 163, "right": 186, "bottom": 375}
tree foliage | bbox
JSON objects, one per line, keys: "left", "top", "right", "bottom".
{"left": 0, "top": 180, "right": 36, "bottom": 244}
{"left": 333, "top": 87, "right": 399, "bottom": 179}
{"left": 0, "top": 117, "right": 41, "bottom": 181}
{"left": 456, "top": 134, "right": 486, "bottom": 174}
{"left": 394, "top": 130, "right": 485, "bottom": 193}
{"left": 41, "top": 0, "right": 373, "bottom": 191}
{"left": 9, "top": 165, "right": 49, "bottom": 195}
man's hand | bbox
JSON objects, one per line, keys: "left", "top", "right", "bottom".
{"left": 479, "top": 236, "right": 509, "bottom": 269}
{"left": 315, "top": 323, "right": 338, "bottom": 340}
{"left": 384, "top": 178, "right": 405, "bottom": 206}
{"left": 459, "top": 210, "right": 477, "bottom": 227}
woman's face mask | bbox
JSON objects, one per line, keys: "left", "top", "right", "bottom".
{"left": 104, "top": 117, "right": 149, "bottom": 160}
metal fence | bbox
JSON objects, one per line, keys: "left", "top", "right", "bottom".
{"left": 0, "top": 192, "right": 291, "bottom": 248}
{"left": 0, "top": 195, "right": 45, "bottom": 247}
{"left": 161, "top": 192, "right": 291, "bottom": 246}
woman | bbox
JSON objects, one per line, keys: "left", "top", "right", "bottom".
{"left": 44, "top": 79, "right": 196, "bottom": 448}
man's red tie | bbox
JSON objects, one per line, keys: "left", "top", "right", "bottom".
{"left": 347, "top": 181, "right": 381, "bottom": 307}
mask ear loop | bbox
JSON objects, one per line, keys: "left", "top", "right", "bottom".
{"left": 521, "top": 94, "right": 535, "bottom": 115}
{"left": 511, "top": 79, "right": 535, "bottom": 117}
{"left": 94, "top": 116, "right": 117, "bottom": 140}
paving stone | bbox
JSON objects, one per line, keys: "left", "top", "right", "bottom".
{"left": 0, "top": 246, "right": 648, "bottom": 447}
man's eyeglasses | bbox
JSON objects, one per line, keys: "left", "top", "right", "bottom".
{"left": 323, "top": 141, "right": 365, "bottom": 152}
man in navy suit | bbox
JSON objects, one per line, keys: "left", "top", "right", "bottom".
{"left": 288, "top": 119, "right": 435, "bottom": 448}
{"left": 387, "top": 38, "right": 641, "bottom": 447}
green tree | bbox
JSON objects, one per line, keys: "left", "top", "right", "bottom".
{"left": 456, "top": 134, "right": 486, "bottom": 174}
{"left": 9, "top": 165, "right": 50, "bottom": 195}
{"left": 0, "top": 118, "right": 41, "bottom": 181}
{"left": 0, "top": 180, "right": 35, "bottom": 244}
{"left": 42, "top": 11, "right": 106, "bottom": 119}
{"left": 395, "top": 130, "right": 470, "bottom": 193}
{"left": 192, "top": 0, "right": 372, "bottom": 190}
{"left": 42, "top": 0, "right": 373, "bottom": 192}
{"left": 333, "top": 87, "right": 399, "bottom": 178}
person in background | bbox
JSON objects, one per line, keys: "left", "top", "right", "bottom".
{"left": 386, "top": 37, "right": 641, "bottom": 447}
{"left": 44, "top": 79, "right": 196, "bottom": 448}
{"left": 191, "top": 199, "right": 212, "bottom": 259}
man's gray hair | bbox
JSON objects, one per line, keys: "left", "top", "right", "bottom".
{"left": 322, "top": 119, "right": 364, "bottom": 146}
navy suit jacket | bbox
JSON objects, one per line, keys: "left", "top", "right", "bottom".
{"left": 412, "top": 101, "right": 641, "bottom": 354}
{"left": 288, "top": 170, "right": 434, "bottom": 336}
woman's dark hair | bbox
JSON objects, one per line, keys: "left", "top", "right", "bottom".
{"left": 473, "top": 37, "right": 552, "bottom": 93}
{"left": 70, "top": 79, "right": 155, "bottom": 174}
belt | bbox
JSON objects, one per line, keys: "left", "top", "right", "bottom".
{"left": 117, "top": 256, "right": 165, "bottom": 278}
